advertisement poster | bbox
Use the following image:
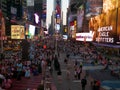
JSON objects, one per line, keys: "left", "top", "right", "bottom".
{"left": 76, "top": 31, "right": 94, "bottom": 42}
{"left": 11, "top": 25, "right": 25, "bottom": 39}
{"left": 77, "top": 5, "right": 84, "bottom": 32}
{"left": 89, "top": 9, "right": 117, "bottom": 44}
{"left": 116, "top": 8, "right": 120, "bottom": 44}
{"left": 85, "top": 0, "right": 103, "bottom": 17}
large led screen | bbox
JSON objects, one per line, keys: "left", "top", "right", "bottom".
{"left": 89, "top": 9, "right": 117, "bottom": 44}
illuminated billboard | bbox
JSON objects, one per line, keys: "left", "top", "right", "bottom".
{"left": 89, "top": 9, "right": 118, "bottom": 44}
{"left": 29, "top": 25, "right": 35, "bottom": 36}
{"left": 63, "top": 35, "right": 68, "bottom": 40}
{"left": 55, "top": 24, "right": 60, "bottom": 31}
{"left": 34, "top": 13, "right": 40, "bottom": 24}
{"left": 11, "top": 25, "right": 25, "bottom": 39}
{"left": 77, "top": 4, "right": 84, "bottom": 32}
{"left": 76, "top": 31, "right": 94, "bottom": 42}
{"left": 85, "top": 0, "right": 103, "bottom": 18}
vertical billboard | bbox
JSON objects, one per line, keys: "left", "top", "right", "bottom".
{"left": 86, "top": 0, "right": 103, "bottom": 17}
{"left": 55, "top": 0, "right": 61, "bottom": 33}
{"left": 116, "top": 7, "right": 120, "bottom": 44}
{"left": 55, "top": 0, "right": 61, "bottom": 24}
{"left": 28, "top": 25, "right": 35, "bottom": 36}
{"left": 77, "top": 4, "right": 84, "bottom": 32}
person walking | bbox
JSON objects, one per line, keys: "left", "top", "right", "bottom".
{"left": 16, "top": 61, "right": 23, "bottom": 80}
{"left": 81, "top": 76, "right": 87, "bottom": 90}
{"left": 77, "top": 67, "right": 82, "bottom": 80}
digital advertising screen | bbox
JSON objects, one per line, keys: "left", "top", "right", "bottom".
{"left": 28, "top": 25, "right": 35, "bottom": 36}
{"left": 89, "top": 9, "right": 118, "bottom": 44}
{"left": 85, "top": 0, "right": 103, "bottom": 17}
{"left": 34, "top": 13, "right": 40, "bottom": 24}
{"left": 76, "top": 31, "right": 94, "bottom": 42}
{"left": 55, "top": 24, "right": 60, "bottom": 31}
{"left": 63, "top": 35, "right": 68, "bottom": 40}
{"left": 11, "top": 25, "right": 25, "bottom": 39}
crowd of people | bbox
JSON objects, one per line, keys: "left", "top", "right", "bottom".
{"left": 0, "top": 38, "right": 58, "bottom": 90}
{"left": 0, "top": 37, "right": 119, "bottom": 90}
{"left": 57, "top": 39, "right": 120, "bottom": 90}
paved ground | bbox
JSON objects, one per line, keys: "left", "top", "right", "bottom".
{"left": 10, "top": 74, "right": 43, "bottom": 90}
{"left": 51, "top": 52, "right": 120, "bottom": 90}
{"left": 51, "top": 53, "right": 93, "bottom": 90}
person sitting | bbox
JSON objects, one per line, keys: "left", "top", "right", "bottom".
{"left": 32, "top": 65, "right": 39, "bottom": 76}
{"left": 25, "top": 67, "right": 31, "bottom": 78}
{"left": 0, "top": 70, "right": 5, "bottom": 89}
{"left": 2, "top": 76, "right": 13, "bottom": 89}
